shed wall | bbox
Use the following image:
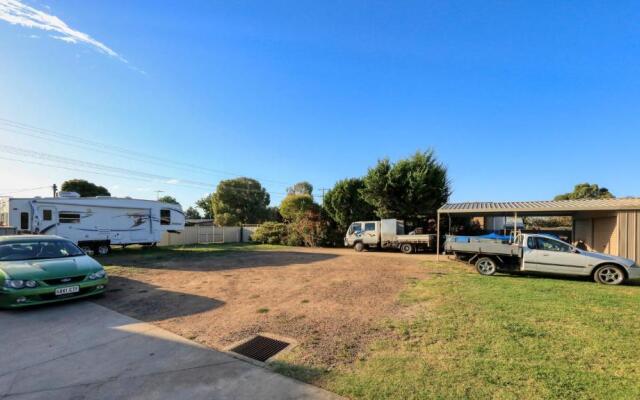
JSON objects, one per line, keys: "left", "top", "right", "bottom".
{"left": 618, "top": 211, "right": 640, "bottom": 264}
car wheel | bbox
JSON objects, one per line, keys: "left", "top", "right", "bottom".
{"left": 594, "top": 264, "right": 625, "bottom": 285}
{"left": 354, "top": 242, "right": 365, "bottom": 252}
{"left": 400, "top": 243, "right": 413, "bottom": 254}
{"left": 96, "top": 244, "right": 111, "bottom": 256}
{"left": 476, "top": 257, "right": 497, "bottom": 276}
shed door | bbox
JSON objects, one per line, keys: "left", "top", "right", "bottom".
{"left": 593, "top": 217, "right": 618, "bottom": 255}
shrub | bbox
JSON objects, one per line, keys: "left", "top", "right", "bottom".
{"left": 253, "top": 222, "right": 287, "bottom": 244}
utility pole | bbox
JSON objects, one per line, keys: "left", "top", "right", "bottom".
{"left": 52, "top": 184, "right": 58, "bottom": 198}
{"left": 319, "top": 188, "right": 329, "bottom": 205}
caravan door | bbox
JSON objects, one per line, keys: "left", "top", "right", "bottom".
{"left": 36, "top": 205, "right": 57, "bottom": 234}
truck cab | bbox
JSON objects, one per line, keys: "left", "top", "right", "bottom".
{"left": 344, "top": 221, "right": 379, "bottom": 251}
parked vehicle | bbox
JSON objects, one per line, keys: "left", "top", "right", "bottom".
{"left": 445, "top": 233, "right": 640, "bottom": 285}
{"left": 0, "top": 235, "right": 108, "bottom": 308}
{"left": 0, "top": 192, "right": 185, "bottom": 254}
{"left": 344, "top": 219, "right": 436, "bottom": 253}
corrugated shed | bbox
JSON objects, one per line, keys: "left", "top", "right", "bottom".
{"left": 439, "top": 198, "right": 640, "bottom": 214}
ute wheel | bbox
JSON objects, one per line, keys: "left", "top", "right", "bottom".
{"left": 475, "top": 257, "right": 497, "bottom": 276}
{"left": 96, "top": 244, "right": 111, "bottom": 256}
{"left": 400, "top": 243, "right": 413, "bottom": 254}
{"left": 354, "top": 242, "right": 365, "bottom": 252}
{"left": 594, "top": 264, "right": 625, "bottom": 285}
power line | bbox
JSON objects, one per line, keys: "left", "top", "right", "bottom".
{"left": 0, "top": 185, "right": 51, "bottom": 197}
{"left": 0, "top": 154, "right": 320, "bottom": 200}
{"left": 0, "top": 118, "right": 293, "bottom": 185}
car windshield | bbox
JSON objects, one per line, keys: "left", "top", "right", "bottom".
{"left": 0, "top": 240, "right": 85, "bottom": 261}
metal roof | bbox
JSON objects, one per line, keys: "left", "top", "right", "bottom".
{"left": 439, "top": 198, "right": 640, "bottom": 214}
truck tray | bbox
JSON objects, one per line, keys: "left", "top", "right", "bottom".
{"left": 445, "top": 236, "right": 521, "bottom": 256}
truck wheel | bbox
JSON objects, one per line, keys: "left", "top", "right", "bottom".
{"left": 400, "top": 243, "right": 413, "bottom": 254}
{"left": 354, "top": 242, "right": 365, "bottom": 252}
{"left": 96, "top": 244, "right": 111, "bottom": 256}
{"left": 475, "top": 257, "right": 497, "bottom": 276}
{"left": 594, "top": 264, "right": 625, "bottom": 285}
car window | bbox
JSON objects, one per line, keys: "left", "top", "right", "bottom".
{"left": 527, "top": 237, "right": 537, "bottom": 249}
{"left": 0, "top": 240, "right": 85, "bottom": 261}
{"left": 364, "top": 223, "right": 376, "bottom": 232}
{"left": 349, "top": 223, "right": 362, "bottom": 235}
{"left": 535, "top": 237, "right": 571, "bottom": 253}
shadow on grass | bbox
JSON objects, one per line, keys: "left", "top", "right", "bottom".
{"left": 492, "top": 270, "right": 640, "bottom": 286}
{"left": 94, "top": 275, "right": 224, "bottom": 322}
{"left": 270, "top": 360, "right": 330, "bottom": 385}
{"left": 98, "top": 244, "right": 339, "bottom": 272}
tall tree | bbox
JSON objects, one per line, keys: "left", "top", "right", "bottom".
{"left": 287, "top": 181, "right": 313, "bottom": 195}
{"left": 202, "top": 177, "right": 270, "bottom": 225}
{"left": 184, "top": 206, "right": 201, "bottom": 219}
{"left": 360, "top": 150, "right": 450, "bottom": 221}
{"left": 554, "top": 183, "right": 614, "bottom": 200}
{"left": 279, "top": 194, "right": 318, "bottom": 222}
{"left": 60, "top": 179, "right": 110, "bottom": 197}
{"left": 195, "top": 194, "right": 214, "bottom": 219}
{"left": 157, "top": 195, "right": 179, "bottom": 205}
{"left": 324, "top": 178, "right": 376, "bottom": 231}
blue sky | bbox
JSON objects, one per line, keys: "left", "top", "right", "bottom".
{"left": 1, "top": 0, "right": 639, "bottom": 210}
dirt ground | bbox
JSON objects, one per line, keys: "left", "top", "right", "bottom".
{"left": 97, "top": 247, "right": 437, "bottom": 368}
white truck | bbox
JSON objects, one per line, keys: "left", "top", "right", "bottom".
{"left": 0, "top": 192, "right": 185, "bottom": 255}
{"left": 445, "top": 233, "right": 640, "bottom": 285}
{"left": 344, "top": 219, "right": 437, "bottom": 253}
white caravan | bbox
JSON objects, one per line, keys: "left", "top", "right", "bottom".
{"left": 0, "top": 192, "right": 185, "bottom": 254}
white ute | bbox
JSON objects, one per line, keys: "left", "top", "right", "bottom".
{"left": 445, "top": 233, "right": 640, "bottom": 285}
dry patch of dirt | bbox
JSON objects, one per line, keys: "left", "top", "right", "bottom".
{"left": 97, "top": 247, "right": 435, "bottom": 368}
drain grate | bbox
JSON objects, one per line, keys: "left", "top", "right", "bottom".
{"left": 230, "top": 335, "right": 290, "bottom": 362}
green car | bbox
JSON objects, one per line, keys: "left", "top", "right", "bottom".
{"left": 0, "top": 235, "right": 107, "bottom": 309}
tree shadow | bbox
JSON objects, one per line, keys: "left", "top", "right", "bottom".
{"left": 101, "top": 250, "right": 339, "bottom": 273}
{"left": 94, "top": 276, "right": 224, "bottom": 322}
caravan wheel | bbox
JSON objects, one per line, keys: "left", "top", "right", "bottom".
{"left": 96, "top": 245, "right": 111, "bottom": 256}
{"left": 81, "top": 246, "right": 95, "bottom": 256}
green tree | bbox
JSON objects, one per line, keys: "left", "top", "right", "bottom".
{"left": 287, "top": 181, "right": 313, "bottom": 195}
{"left": 554, "top": 183, "right": 614, "bottom": 200}
{"left": 184, "top": 206, "right": 201, "bottom": 219}
{"left": 279, "top": 194, "right": 318, "bottom": 222}
{"left": 60, "top": 179, "right": 110, "bottom": 197}
{"left": 360, "top": 150, "right": 450, "bottom": 221}
{"left": 201, "top": 177, "right": 270, "bottom": 225}
{"left": 157, "top": 195, "right": 179, "bottom": 205}
{"left": 323, "top": 178, "right": 376, "bottom": 232}
{"left": 195, "top": 194, "right": 214, "bottom": 219}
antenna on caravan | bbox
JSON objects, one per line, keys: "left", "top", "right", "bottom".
{"left": 52, "top": 184, "right": 58, "bottom": 198}
{"left": 154, "top": 190, "right": 164, "bottom": 200}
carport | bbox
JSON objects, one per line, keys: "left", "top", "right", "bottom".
{"left": 436, "top": 198, "right": 640, "bottom": 264}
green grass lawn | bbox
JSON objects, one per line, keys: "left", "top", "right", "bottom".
{"left": 276, "top": 261, "right": 640, "bottom": 399}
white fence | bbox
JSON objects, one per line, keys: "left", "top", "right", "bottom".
{"left": 159, "top": 225, "right": 259, "bottom": 247}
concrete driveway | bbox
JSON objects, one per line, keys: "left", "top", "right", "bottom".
{"left": 0, "top": 301, "right": 342, "bottom": 400}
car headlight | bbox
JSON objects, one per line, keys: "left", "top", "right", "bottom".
{"left": 88, "top": 270, "right": 106, "bottom": 280}
{"left": 3, "top": 280, "right": 37, "bottom": 289}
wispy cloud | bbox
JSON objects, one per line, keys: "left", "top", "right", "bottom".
{"left": 0, "top": 0, "right": 125, "bottom": 62}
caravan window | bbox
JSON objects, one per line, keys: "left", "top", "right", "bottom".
{"left": 20, "top": 212, "right": 29, "bottom": 230}
{"left": 43, "top": 209, "right": 52, "bottom": 221}
{"left": 160, "top": 209, "right": 171, "bottom": 225}
{"left": 59, "top": 213, "right": 81, "bottom": 224}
